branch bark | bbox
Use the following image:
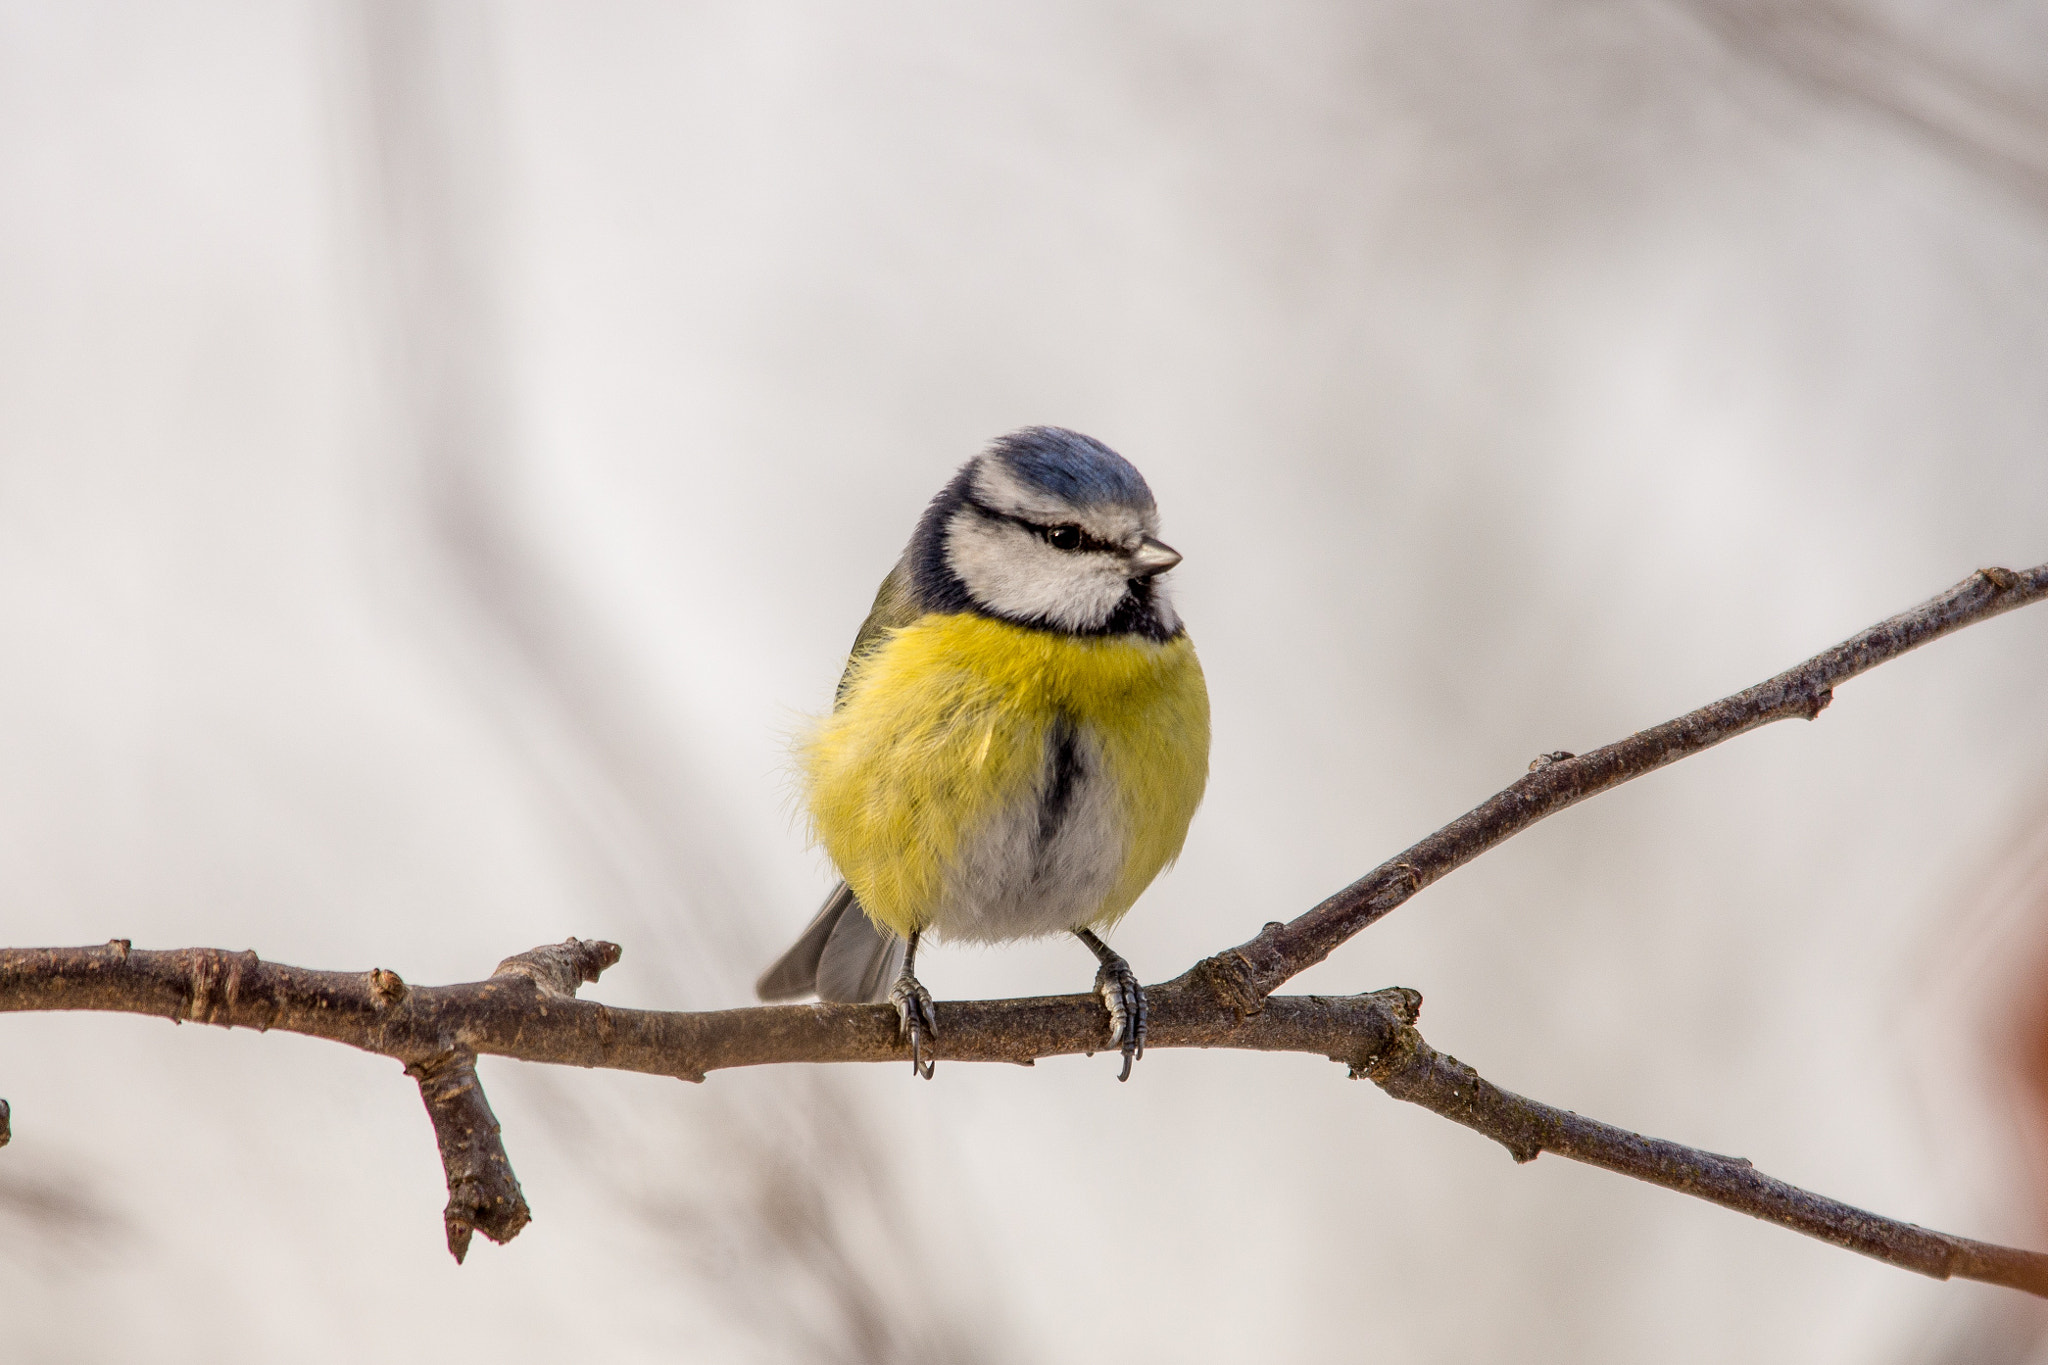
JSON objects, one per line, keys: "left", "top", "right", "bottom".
{"left": 0, "top": 939, "right": 1412, "bottom": 1080}
{"left": 408, "top": 1048, "right": 526, "bottom": 1262}
{"left": 1357, "top": 1013, "right": 2048, "bottom": 1298}
{"left": 3, "top": 939, "right": 2043, "bottom": 1295}
{"left": 1, "top": 564, "right": 2045, "bottom": 1290}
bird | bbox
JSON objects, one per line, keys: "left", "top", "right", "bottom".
{"left": 756, "top": 426, "right": 1210, "bottom": 1081}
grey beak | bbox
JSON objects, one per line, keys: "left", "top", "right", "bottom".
{"left": 1127, "top": 536, "right": 1182, "bottom": 578}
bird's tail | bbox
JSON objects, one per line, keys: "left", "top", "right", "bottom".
{"left": 755, "top": 881, "right": 907, "bottom": 1004}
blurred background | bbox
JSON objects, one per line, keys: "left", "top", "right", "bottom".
{"left": 1, "top": 2, "right": 2046, "bottom": 1361}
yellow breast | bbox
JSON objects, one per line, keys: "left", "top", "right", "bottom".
{"left": 799, "top": 613, "right": 1210, "bottom": 939}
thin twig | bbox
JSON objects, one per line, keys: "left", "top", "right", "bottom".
{"left": 1183, "top": 564, "right": 2048, "bottom": 1006}
{"left": 1358, "top": 1015, "right": 2048, "bottom": 1297}
{"left": 408, "top": 1048, "right": 527, "bottom": 1262}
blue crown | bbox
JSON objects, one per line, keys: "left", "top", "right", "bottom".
{"left": 989, "top": 427, "right": 1154, "bottom": 510}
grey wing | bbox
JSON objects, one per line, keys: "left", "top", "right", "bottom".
{"left": 755, "top": 881, "right": 905, "bottom": 1004}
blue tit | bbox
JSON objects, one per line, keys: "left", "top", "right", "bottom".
{"left": 756, "top": 426, "right": 1210, "bottom": 1080}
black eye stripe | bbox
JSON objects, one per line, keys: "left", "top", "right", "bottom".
{"left": 962, "top": 497, "right": 1119, "bottom": 553}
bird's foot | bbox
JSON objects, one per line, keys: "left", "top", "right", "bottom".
{"left": 1093, "top": 954, "right": 1147, "bottom": 1083}
{"left": 889, "top": 971, "right": 938, "bottom": 1079}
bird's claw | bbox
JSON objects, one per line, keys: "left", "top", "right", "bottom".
{"left": 1094, "top": 958, "right": 1147, "bottom": 1082}
{"left": 889, "top": 973, "right": 938, "bottom": 1080}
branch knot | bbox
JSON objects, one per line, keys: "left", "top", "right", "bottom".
{"left": 368, "top": 967, "right": 408, "bottom": 1008}
{"left": 1190, "top": 949, "right": 1265, "bottom": 1020}
{"left": 491, "top": 938, "right": 621, "bottom": 998}
{"left": 184, "top": 949, "right": 261, "bottom": 1027}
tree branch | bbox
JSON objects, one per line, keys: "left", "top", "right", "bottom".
{"left": 3, "top": 939, "right": 2043, "bottom": 1294}
{"left": 0, "top": 940, "right": 1413, "bottom": 1080}
{"left": 408, "top": 1047, "right": 526, "bottom": 1263}
{"left": 2, "top": 563, "right": 2045, "bottom": 1288}
{"left": 1357, "top": 1013, "right": 2048, "bottom": 1297}
{"left": 1187, "top": 564, "right": 2048, "bottom": 1006}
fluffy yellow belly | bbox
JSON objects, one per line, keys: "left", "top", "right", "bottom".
{"left": 800, "top": 613, "right": 1210, "bottom": 941}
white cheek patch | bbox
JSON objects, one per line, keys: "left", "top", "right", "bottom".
{"left": 946, "top": 509, "right": 1131, "bottom": 631}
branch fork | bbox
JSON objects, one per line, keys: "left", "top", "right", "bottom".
{"left": 406, "top": 939, "right": 618, "bottom": 1260}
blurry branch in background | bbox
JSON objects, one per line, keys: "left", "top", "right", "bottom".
{"left": 3, "top": 565, "right": 2047, "bottom": 1292}
{"left": 1682, "top": 0, "right": 2048, "bottom": 205}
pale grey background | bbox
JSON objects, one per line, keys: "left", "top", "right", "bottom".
{"left": 2, "top": 3, "right": 2047, "bottom": 1362}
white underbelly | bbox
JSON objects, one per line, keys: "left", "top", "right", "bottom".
{"left": 927, "top": 718, "right": 1128, "bottom": 943}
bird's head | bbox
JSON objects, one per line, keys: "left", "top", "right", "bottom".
{"left": 910, "top": 428, "right": 1184, "bottom": 639}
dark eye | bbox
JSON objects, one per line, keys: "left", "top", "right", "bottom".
{"left": 1046, "top": 524, "right": 1082, "bottom": 550}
